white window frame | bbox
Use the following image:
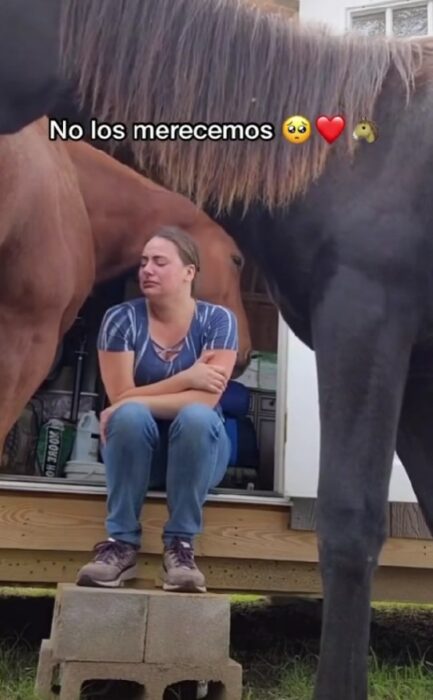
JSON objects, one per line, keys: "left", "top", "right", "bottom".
{"left": 346, "top": 0, "right": 433, "bottom": 36}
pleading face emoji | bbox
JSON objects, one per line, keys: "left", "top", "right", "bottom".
{"left": 282, "top": 115, "right": 311, "bottom": 144}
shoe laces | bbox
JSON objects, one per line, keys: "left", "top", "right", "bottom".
{"left": 93, "top": 539, "right": 133, "bottom": 565}
{"left": 167, "top": 538, "right": 195, "bottom": 569}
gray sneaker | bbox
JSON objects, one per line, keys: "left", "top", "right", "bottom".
{"left": 76, "top": 538, "right": 138, "bottom": 587}
{"left": 162, "top": 538, "right": 206, "bottom": 593}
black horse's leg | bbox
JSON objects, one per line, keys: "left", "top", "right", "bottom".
{"left": 395, "top": 346, "right": 433, "bottom": 535}
{"left": 310, "top": 269, "right": 416, "bottom": 700}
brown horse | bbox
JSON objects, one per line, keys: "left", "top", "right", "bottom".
{"left": 64, "top": 138, "right": 251, "bottom": 368}
{"left": 0, "top": 120, "right": 251, "bottom": 459}
{"left": 57, "top": 1, "right": 433, "bottom": 699}
{"left": 0, "top": 119, "right": 94, "bottom": 456}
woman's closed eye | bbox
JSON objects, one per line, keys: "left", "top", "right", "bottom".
{"left": 232, "top": 254, "right": 244, "bottom": 270}
{"left": 140, "top": 256, "right": 168, "bottom": 268}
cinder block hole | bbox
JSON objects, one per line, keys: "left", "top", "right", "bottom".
{"left": 204, "top": 682, "right": 225, "bottom": 700}
{"left": 51, "top": 663, "right": 61, "bottom": 695}
{"left": 79, "top": 679, "right": 145, "bottom": 699}
{"left": 164, "top": 680, "right": 225, "bottom": 699}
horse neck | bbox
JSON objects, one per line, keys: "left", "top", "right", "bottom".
{"left": 65, "top": 141, "right": 202, "bottom": 283}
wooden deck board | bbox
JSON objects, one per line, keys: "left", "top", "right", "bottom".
{"left": 390, "top": 503, "right": 432, "bottom": 539}
{"left": 291, "top": 498, "right": 433, "bottom": 541}
{"left": 1, "top": 489, "right": 433, "bottom": 601}
{"left": 1, "top": 550, "right": 433, "bottom": 602}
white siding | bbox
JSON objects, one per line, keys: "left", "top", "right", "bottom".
{"left": 300, "top": 0, "right": 349, "bottom": 29}
{"left": 300, "top": 0, "right": 431, "bottom": 36}
{"left": 283, "top": 0, "right": 428, "bottom": 503}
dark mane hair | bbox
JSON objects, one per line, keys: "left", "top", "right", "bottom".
{"left": 60, "top": 0, "right": 428, "bottom": 212}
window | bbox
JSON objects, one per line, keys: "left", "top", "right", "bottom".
{"left": 349, "top": 1, "right": 432, "bottom": 37}
{"left": 352, "top": 11, "right": 387, "bottom": 35}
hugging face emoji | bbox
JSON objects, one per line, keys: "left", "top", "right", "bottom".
{"left": 353, "top": 119, "right": 378, "bottom": 143}
{"left": 282, "top": 115, "right": 311, "bottom": 144}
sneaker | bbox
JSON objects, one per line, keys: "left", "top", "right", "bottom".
{"left": 76, "top": 538, "right": 138, "bottom": 587}
{"left": 162, "top": 537, "right": 206, "bottom": 593}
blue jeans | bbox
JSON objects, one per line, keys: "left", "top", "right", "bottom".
{"left": 102, "top": 402, "right": 231, "bottom": 547}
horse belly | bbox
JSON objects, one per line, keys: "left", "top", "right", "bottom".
{"left": 0, "top": 124, "right": 94, "bottom": 325}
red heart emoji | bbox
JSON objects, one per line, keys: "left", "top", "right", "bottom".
{"left": 315, "top": 115, "right": 345, "bottom": 144}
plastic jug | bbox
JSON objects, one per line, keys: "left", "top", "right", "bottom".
{"left": 70, "top": 410, "right": 100, "bottom": 463}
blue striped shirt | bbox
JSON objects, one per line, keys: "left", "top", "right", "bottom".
{"left": 97, "top": 298, "right": 238, "bottom": 389}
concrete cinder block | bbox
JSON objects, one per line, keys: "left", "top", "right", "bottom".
{"left": 56, "top": 658, "right": 242, "bottom": 700}
{"left": 144, "top": 589, "right": 231, "bottom": 665}
{"left": 154, "top": 659, "right": 243, "bottom": 699}
{"left": 35, "top": 639, "right": 57, "bottom": 700}
{"left": 51, "top": 584, "right": 148, "bottom": 662}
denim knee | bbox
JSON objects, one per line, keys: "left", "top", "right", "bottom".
{"left": 169, "top": 402, "right": 222, "bottom": 439}
{"left": 106, "top": 402, "right": 158, "bottom": 446}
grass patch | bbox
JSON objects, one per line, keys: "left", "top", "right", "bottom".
{"left": 239, "top": 652, "right": 433, "bottom": 699}
{"left": 2, "top": 642, "right": 432, "bottom": 700}
{"left": 373, "top": 601, "right": 433, "bottom": 612}
{"left": 0, "top": 640, "right": 39, "bottom": 700}
{"left": 0, "top": 588, "right": 261, "bottom": 604}
{"left": 2, "top": 598, "right": 433, "bottom": 699}
{"left": 229, "top": 594, "right": 267, "bottom": 604}
{"left": 0, "top": 587, "right": 55, "bottom": 599}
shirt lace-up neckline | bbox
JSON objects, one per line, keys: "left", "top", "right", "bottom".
{"left": 151, "top": 338, "right": 185, "bottom": 362}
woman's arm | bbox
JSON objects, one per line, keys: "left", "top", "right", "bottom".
{"left": 100, "top": 387, "right": 221, "bottom": 444}
{"left": 107, "top": 349, "right": 237, "bottom": 419}
{"left": 112, "top": 390, "right": 215, "bottom": 419}
{"left": 116, "top": 373, "right": 190, "bottom": 400}
{"left": 98, "top": 350, "right": 190, "bottom": 403}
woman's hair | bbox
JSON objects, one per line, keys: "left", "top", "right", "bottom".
{"left": 150, "top": 226, "right": 201, "bottom": 296}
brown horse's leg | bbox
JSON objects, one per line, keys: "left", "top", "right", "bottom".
{"left": 310, "top": 269, "right": 417, "bottom": 700}
{"left": 0, "top": 312, "right": 60, "bottom": 458}
{"left": 395, "top": 346, "right": 433, "bottom": 534}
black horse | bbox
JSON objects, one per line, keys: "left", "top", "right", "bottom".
{"left": 5, "top": 0, "right": 433, "bottom": 698}
{"left": 0, "top": 0, "right": 61, "bottom": 133}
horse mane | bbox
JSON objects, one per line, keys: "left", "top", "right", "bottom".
{"left": 60, "top": 0, "right": 427, "bottom": 213}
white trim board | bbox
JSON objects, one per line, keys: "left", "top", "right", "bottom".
{"left": 279, "top": 322, "right": 418, "bottom": 503}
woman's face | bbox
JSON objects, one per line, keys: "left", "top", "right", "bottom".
{"left": 138, "top": 237, "right": 195, "bottom": 297}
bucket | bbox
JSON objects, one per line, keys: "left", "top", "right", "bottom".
{"left": 64, "top": 461, "right": 106, "bottom": 484}
{"left": 70, "top": 410, "right": 100, "bottom": 463}
{"left": 36, "top": 418, "right": 76, "bottom": 477}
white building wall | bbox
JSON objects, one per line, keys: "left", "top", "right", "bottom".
{"left": 300, "top": 0, "right": 349, "bottom": 29}
{"left": 283, "top": 0, "right": 432, "bottom": 503}
{"left": 300, "top": 0, "right": 432, "bottom": 35}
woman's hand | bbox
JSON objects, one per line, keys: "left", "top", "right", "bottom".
{"left": 99, "top": 405, "right": 116, "bottom": 446}
{"left": 182, "top": 351, "right": 229, "bottom": 393}
{"left": 99, "top": 399, "right": 131, "bottom": 445}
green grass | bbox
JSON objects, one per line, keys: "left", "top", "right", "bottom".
{"left": 372, "top": 601, "right": 433, "bottom": 611}
{"left": 0, "top": 586, "right": 55, "bottom": 599}
{"left": 0, "top": 640, "right": 40, "bottom": 700}
{"left": 240, "top": 655, "right": 433, "bottom": 699}
{"left": 0, "top": 588, "right": 259, "bottom": 604}
{"left": 2, "top": 594, "right": 433, "bottom": 699}
{"left": 1, "top": 642, "right": 433, "bottom": 700}
{"left": 229, "top": 594, "right": 267, "bottom": 604}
